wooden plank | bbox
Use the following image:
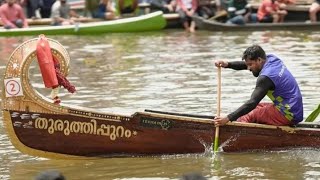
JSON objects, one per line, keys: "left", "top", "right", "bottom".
{"left": 163, "top": 13, "right": 180, "bottom": 20}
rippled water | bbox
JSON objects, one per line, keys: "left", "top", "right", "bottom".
{"left": 0, "top": 30, "right": 319, "bottom": 179}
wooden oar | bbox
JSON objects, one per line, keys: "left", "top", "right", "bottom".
{"left": 213, "top": 66, "right": 221, "bottom": 152}
{"left": 208, "top": 10, "right": 227, "bottom": 21}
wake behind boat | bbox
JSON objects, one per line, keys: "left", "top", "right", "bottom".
{"left": 0, "top": 11, "right": 166, "bottom": 36}
{"left": 193, "top": 15, "right": 320, "bottom": 31}
{"left": 2, "top": 37, "right": 320, "bottom": 159}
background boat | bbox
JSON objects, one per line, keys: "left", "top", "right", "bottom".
{"left": 0, "top": 11, "right": 166, "bottom": 36}
{"left": 193, "top": 15, "right": 320, "bottom": 31}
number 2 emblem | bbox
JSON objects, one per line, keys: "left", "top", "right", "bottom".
{"left": 4, "top": 78, "right": 23, "bottom": 97}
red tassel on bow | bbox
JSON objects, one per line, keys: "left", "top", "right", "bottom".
{"left": 36, "top": 34, "right": 76, "bottom": 104}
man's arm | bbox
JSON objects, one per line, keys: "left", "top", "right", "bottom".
{"left": 227, "top": 75, "right": 275, "bottom": 121}
{"left": 226, "top": 61, "right": 247, "bottom": 70}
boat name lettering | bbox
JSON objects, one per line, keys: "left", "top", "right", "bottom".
{"left": 34, "top": 118, "right": 136, "bottom": 140}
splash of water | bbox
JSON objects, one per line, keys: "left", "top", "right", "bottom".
{"left": 218, "top": 133, "right": 240, "bottom": 150}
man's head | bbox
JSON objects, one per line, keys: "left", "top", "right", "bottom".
{"left": 60, "top": 0, "right": 67, "bottom": 4}
{"left": 242, "top": 45, "right": 266, "bottom": 77}
{"left": 6, "top": 0, "right": 15, "bottom": 6}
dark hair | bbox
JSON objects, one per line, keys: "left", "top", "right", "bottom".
{"left": 242, "top": 45, "right": 266, "bottom": 61}
{"left": 180, "top": 173, "right": 207, "bottom": 180}
{"left": 34, "top": 170, "right": 66, "bottom": 180}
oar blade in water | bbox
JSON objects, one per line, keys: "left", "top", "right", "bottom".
{"left": 305, "top": 104, "right": 320, "bottom": 122}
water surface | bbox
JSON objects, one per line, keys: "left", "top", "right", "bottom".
{"left": 0, "top": 30, "right": 319, "bottom": 179}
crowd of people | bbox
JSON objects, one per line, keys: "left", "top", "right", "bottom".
{"left": 220, "top": 0, "right": 320, "bottom": 25}
{"left": 147, "top": 0, "right": 320, "bottom": 30}
{"left": 0, "top": 0, "right": 141, "bottom": 29}
{"left": 0, "top": 0, "right": 319, "bottom": 31}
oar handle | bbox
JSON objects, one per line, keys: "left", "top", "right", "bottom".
{"left": 217, "top": 66, "right": 221, "bottom": 117}
{"left": 214, "top": 66, "right": 221, "bottom": 152}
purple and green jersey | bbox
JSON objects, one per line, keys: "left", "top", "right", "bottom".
{"left": 260, "top": 54, "right": 303, "bottom": 123}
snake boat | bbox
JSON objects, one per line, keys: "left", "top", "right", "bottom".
{"left": 1, "top": 37, "right": 320, "bottom": 159}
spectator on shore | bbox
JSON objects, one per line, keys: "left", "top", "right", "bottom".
{"left": 149, "top": 0, "right": 176, "bottom": 13}
{"left": 215, "top": 0, "right": 222, "bottom": 11}
{"left": 215, "top": 0, "right": 229, "bottom": 12}
{"left": 226, "top": 0, "right": 257, "bottom": 25}
{"left": 196, "top": 0, "right": 214, "bottom": 19}
{"left": 51, "top": 0, "right": 78, "bottom": 25}
{"left": 277, "top": 0, "right": 295, "bottom": 14}
{"left": 257, "top": 0, "right": 287, "bottom": 23}
{"left": 309, "top": 0, "right": 320, "bottom": 22}
{"left": 115, "top": 0, "right": 138, "bottom": 16}
{"left": 84, "top": 0, "right": 99, "bottom": 17}
{"left": 26, "top": 0, "right": 40, "bottom": 18}
{"left": 0, "top": 0, "right": 28, "bottom": 29}
{"left": 39, "top": 0, "right": 56, "bottom": 18}
{"left": 92, "top": 0, "right": 116, "bottom": 20}
{"left": 176, "top": 0, "right": 198, "bottom": 32}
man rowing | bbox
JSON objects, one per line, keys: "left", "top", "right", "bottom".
{"left": 214, "top": 45, "right": 303, "bottom": 126}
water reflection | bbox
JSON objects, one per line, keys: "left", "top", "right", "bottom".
{"left": 6, "top": 150, "right": 320, "bottom": 179}
{"left": 0, "top": 30, "right": 320, "bottom": 179}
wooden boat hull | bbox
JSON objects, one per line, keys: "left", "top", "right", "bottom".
{"left": 193, "top": 15, "right": 320, "bottom": 31}
{"left": 4, "top": 107, "right": 320, "bottom": 158}
{"left": 2, "top": 37, "right": 320, "bottom": 159}
{"left": 0, "top": 11, "right": 166, "bottom": 36}
{"left": 3, "top": 110, "right": 216, "bottom": 157}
